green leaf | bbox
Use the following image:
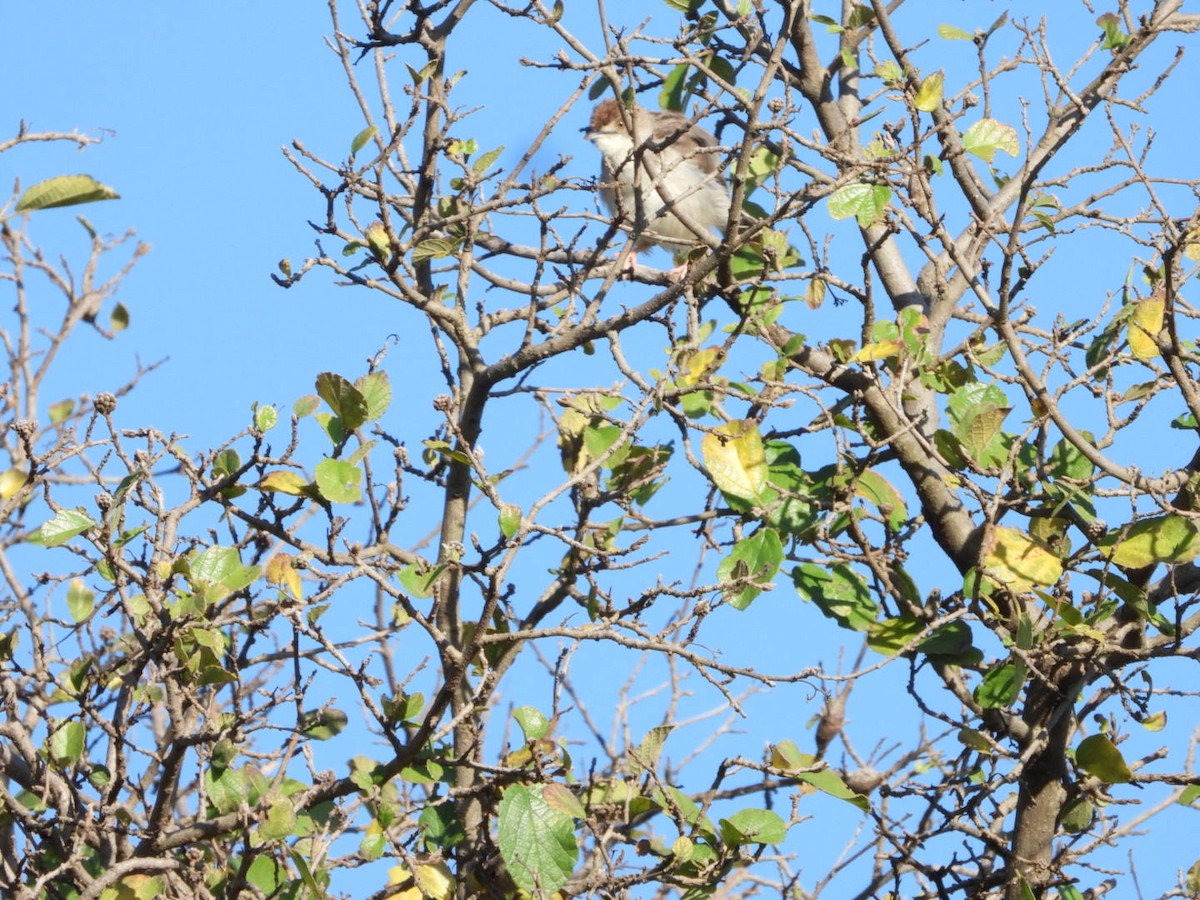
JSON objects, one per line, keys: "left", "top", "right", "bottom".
{"left": 0, "top": 631, "right": 17, "bottom": 663}
{"left": 16, "top": 175, "right": 119, "bottom": 212}
{"left": 318, "top": 411, "right": 348, "bottom": 444}
{"left": 659, "top": 63, "right": 689, "bottom": 111}
{"left": 513, "top": 706, "right": 550, "bottom": 741}
{"left": 855, "top": 469, "right": 908, "bottom": 531}
{"left": 198, "top": 664, "right": 236, "bottom": 685}
{"left": 629, "top": 725, "right": 674, "bottom": 774}
{"left": 867, "top": 616, "right": 924, "bottom": 655}
{"left": 258, "top": 797, "right": 297, "bottom": 841}
{"left": 717, "top": 527, "right": 783, "bottom": 610}
{"left": 719, "top": 808, "right": 788, "bottom": 846}
{"left": 605, "top": 444, "right": 671, "bottom": 507}
{"left": 48, "top": 721, "right": 86, "bottom": 766}
{"left": 254, "top": 404, "right": 278, "bottom": 432}
{"left": 793, "top": 563, "right": 878, "bottom": 631}
{"left": 1075, "top": 734, "right": 1132, "bottom": 783}
{"left": 1096, "top": 12, "right": 1130, "bottom": 50}
{"left": 299, "top": 708, "right": 348, "bottom": 741}
{"left": 661, "top": 0, "right": 705, "bottom": 11}
{"left": 583, "top": 423, "right": 623, "bottom": 463}
{"left": 1178, "top": 784, "right": 1200, "bottom": 806}
{"left": 400, "top": 756, "right": 445, "bottom": 785}
{"left": 397, "top": 561, "right": 445, "bottom": 599}
{"left": 472, "top": 145, "right": 505, "bottom": 176}
{"left": 383, "top": 691, "right": 424, "bottom": 723}
{"left": 406, "top": 60, "right": 439, "bottom": 85}
{"left": 1058, "top": 795, "right": 1094, "bottom": 834}
{"left": 875, "top": 60, "right": 903, "bottom": 83}
{"left": 1047, "top": 434, "right": 1095, "bottom": 480}
{"left": 938, "top": 24, "right": 973, "bottom": 40}
{"left": 36, "top": 508, "right": 96, "bottom": 547}
{"left": 810, "top": 13, "right": 842, "bottom": 32}
{"left": 207, "top": 765, "right": 254, "bottom": 814}
{"left": 105, "top": 301, "right": 129, "bottom": 333}
{"left": 974, "top": 660, "right": 1025, "bottom": 709}
{"left": 294, "top": 394, "right": 320, "bottom": 417}
{"left": 315, "top": 372, "right": 369, "bottom": 431}
{"left": 360, "top": 826, "right": 386, "bottom": 861}
{"left": 671, "top": 835, "right": 694, "bottom": 864}
{"left": 66, "top": 579, "right": 95, "bottom": 623}
{"left": 86, "top": 765, "right": 112, "bottom": 791}
{"left": 541, "top": 782, "right": 586, "bottom": 821}
{"left": 827, "top": 183, "right": 892, "bottom": 227}
{"left": 497, "top": 784, "right": 578, "bottom": 895}
{"left": 411, "top": 237, "right": 461, "bottom": 263}
{"left": 845, "top": 4, "right": 874, "bottom": 28}
{"left": 350, "top": 125, "right": 378, "bottom": 155}
{"left": 649, "top": 785, "right": 710, "bottom": 833}
{"left": 347, "top": 438, "right": 379, "bottom": 469}
{"left": 189, "top": 546, "right": 260, "bottom": 594}
{"left": 418, "top": 801, "right": 466, "bottom": 850}
{"left": 355, "top": 371, "right": 391, "bottom": 421}
{"left": 962, "top": 118, "right": 1019, "bottom": 162}
{"left": 947, "top": 382, "right": 1011, "bottom": 468}
{"left": 245, "top": 855, "right": 287, "bottom": 894}
{"left": 772, "top": 744, "right": 870, "bottom": 810}
{"left": 314, "top": 458, "right": 363, "bottom": 503}
{"left": 957, "top": 728, "right": 994, "bottom": 753}
{"left": 211, "top": 447, "right": 242, "bottom": 487}
{"left": 918, "top": 621, "right": 981, "bottom": 665}
{"left": 1097, "top": 514, "right": 1200, "bottom": 568}
{"left": 498, "top": 503, "right": 522, "bottom": 539}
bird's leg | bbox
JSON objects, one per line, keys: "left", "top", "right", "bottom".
{"left": 618, "top": 250, "right": 640, "bottom": 278}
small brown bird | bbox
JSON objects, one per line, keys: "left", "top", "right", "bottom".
{"left": 583, "top": 99, "right": 733, "bottom": 273}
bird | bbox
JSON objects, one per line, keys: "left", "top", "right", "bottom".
{"left": 583, "top": 98, "right": 733, "bottom": 274}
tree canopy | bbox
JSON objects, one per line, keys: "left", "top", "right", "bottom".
{"left": 4, "top": 2, "right": 1200, "bottom": 899}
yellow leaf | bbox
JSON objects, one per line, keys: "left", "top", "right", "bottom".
{"left": 852, "top": 339, "right": 900, "bottom": 362}
{"left": 257, "top": 470, "right": 309, "bottom": 495}
{"left": 387, "top": 867, "right": 423, "bottom": 900}
{"left": 1141, "top": 710, "right": 1167, "bottom": 732}
{"left": 770, "top": 739, "right": 809, "bottom": 772}
{"left": 1128, "top": 292, "right": 1164, "bottom": 359}
{"left": 364, "top": 221, "right": 391, "bottom": 259}
{"left": 700, "top": 420, "right": 768, "bottom": 503}
{"left": 108, "top": 873, "right": 164, "bottom": 900}
{"left": 982, "top": 526, "right": 1063, "bottom": 591}
{"left": 1075, "top": 733, "right": 1132, "bottom": 783}
{"left": 0, "top": 468, "right": 28, "bottom": 500}
{"left": 914, "top": 70, "right": 944, "bottom": 112}
{"left": 413, "top": 861, "right": 456, "bottom": 900}
{"left": 805, "top": 277, "right": 827, "bottom": 309}
{"left": 264, "top": 553, "right": 303, "bottom": 600}
{"left": 678, "top": 347, "right": 724, "bottom": 387}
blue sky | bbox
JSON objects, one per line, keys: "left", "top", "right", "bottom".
{"left": 5, "top": 1, "right": 1200, "bottom": 896}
